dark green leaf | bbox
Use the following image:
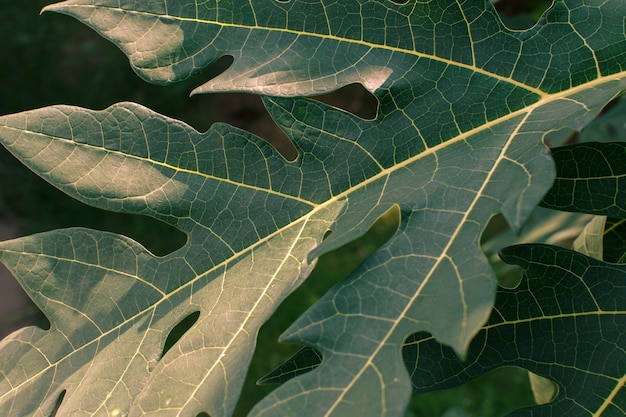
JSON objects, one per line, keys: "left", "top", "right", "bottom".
{"left": 604, "top": 217, "right": 626, "bottom": 263}
{"left": 541, "top": 142, "right": 626, "bottom": 217}
{"left": 578, "top": 95, "right": 626, "bottom": 143}
{"left": 404, "top": 244, "right": 626, "bottom": 416}
{"left": 257, "top": 346, "right": 322, "bottom": 385}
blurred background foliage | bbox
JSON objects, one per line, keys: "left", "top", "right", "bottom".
{"left": 0, "top": 1, "right": 568, "bottom": 416}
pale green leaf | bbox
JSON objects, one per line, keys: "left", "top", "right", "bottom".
{"left": 573, "top": 215, "right": 606, "bottom": 260}
{"left": 0, "top": 103, "right": 343, "bottom": 417}
{"left": 528, "top": 371, "right": 557, "bottom": 406}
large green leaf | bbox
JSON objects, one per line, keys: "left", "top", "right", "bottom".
{"left": 0, "top": 102, "right": 345, "bottom": 417}
{"left": 260, "top": 123, "right": 626, "bottom": 414}
{"left": 0, "top": 1, "right": 625, "bottom": 416}
{"left": 404, "top": 243, "right": 626, "bottom": 416}
{"left": 261, "top": 244, "right": 626, "bottom": 416}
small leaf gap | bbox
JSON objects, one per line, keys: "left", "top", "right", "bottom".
{"left": 492, "top": 0, "right": 553, "bottom": 30}
{"left": 0, "top": 280, "right": 50, "bottom": 337}
{"left": 311, "top": 83, "right": 379, "bottom": 120}
{"left": 204, "top": 92, "right": 298, "bottom": 161}
{"left": 408, "top": 365, "right": 539, "bottom": 414}
{"left": 0, "top": 216, "right": 50, "bottom": 340}
{"left": 161, "top": 310, "right": 201, "bottom": 358}
{"left": 50, "top": 390, "right": 66, "bottom": 417}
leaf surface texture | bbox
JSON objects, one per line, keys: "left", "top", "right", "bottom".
{"left": 0, "top": 1, "right": 624, "bottom": 416}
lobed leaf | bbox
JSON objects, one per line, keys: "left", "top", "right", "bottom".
{"left": 604, "top": 218, "right": 626, "bottom": 263}
{"left": 260, "top": 243, "right": 626, "bottom": 417}
{"left": 404, "top": 244, "right": 626, "bottom": 417}
{"left": 541, "top": 142, "right": 626, "bottom": 217}
{"left": 0, "top": 103, "right": 342, "bottom": 416}
{"left": 0, "top": 1, "right": 625, "bottom": 416}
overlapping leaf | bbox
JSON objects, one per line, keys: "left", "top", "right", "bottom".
{"left": 0, "top": 103, "right": 346, "bottom": 417}
{"left": 541, "top": 141, "right": 626, "bottom": 262}
{"left": 403, "top": 244, "right": 626, "bottom": 416}
{"left": 260, "top": 222, "right": 625, "bottom": 417}
{"left": 604, "top": 218, "right": 626, "bottom": 263}
{"left": 261, "top": 127, "right": 626, "bottom": 415}
{"left": 577, "top": 95, "right": 626, "bottom": 144}
{"left": 541, "top": 142, "right": 626, "bottom": 217}
{"left": 0, "top": 1, "right": 625, "bottom": 416}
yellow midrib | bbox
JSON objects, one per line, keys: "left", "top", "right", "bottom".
{"left": 595, "top": 373, "right": 626, "bottom": 416}
{"left": 0, "top": 123, "right": 317, "bottom": 206}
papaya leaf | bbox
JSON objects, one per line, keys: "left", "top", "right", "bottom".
{"left": 260, "top": 243, "right": 626, "bottom": 417}
{"left": 0, "top": 1, "right": 625, "bottom": 416}
{"left": 541, "top": 142, "right": 626, "bottom": 217}
{"left": 258, "top": 120, "right": 626, "bottom": 416}
{"left": 403, "top": 244, "right": 626, "bottom": 417}
{"left": 578, "top": 95, "right": 626, "bottom": 144}
{"left": 0, "top": 102, "right": 344, "bottom": 417}
{"left": 573, "top": 215, "right": 606, "bottom": 260}
{"left": 604, "top": 218, "right": 626, "bottom": 263}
